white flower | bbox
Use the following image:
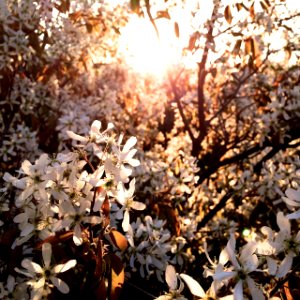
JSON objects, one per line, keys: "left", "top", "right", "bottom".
{"left": 213, "top": 235, "right": 264, "bottom": 300}
{"left": 282, "top": 187, "right": 300, "bottom": 219}
{"left": 265, "top": 212, "right": 300, "bottom": 278}
{"left": 55, "top": 200, "right": 102, "bottom": 246}
{"left": 15, "top": 243, "right": 76, "bottom": 299}
{"left": 66, "top": 120, "right": 113, "bottom": 147}
{"left": 115, "top": 178, "right": 145, "bottom": 232}
{"left": 113, "top": 134, "right": 140, "bottom": 167}
{"left": 155, "top": 265, "right": 187, "bottom": 300}
{"left": 14, "top": 154, "right": 51, "bottom": 207}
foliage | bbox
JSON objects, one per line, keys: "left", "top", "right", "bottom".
{"left": 1, "top": 0, "right": 300, "bottom": 299}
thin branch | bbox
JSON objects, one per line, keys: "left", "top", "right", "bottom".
{"left": 169, "top": 76, "right": 196, "bottom": 143}
{"left": 197, "top": 189, "right": 235, "bottom": 230}
{"left": 196, "top": 22, "right": 213, "bottom": 143}
{"left": 270, "top": 258, "right": 300, "bottom": 297}
{"left": 145, "top": 0, "right": 159, "bottom": 38}
{"left": 124, "top": 281, "right": 156, "bottom": 299}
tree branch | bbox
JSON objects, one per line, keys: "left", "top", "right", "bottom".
{"left": 169, "top": 77, "right": 195, "bottom": 143}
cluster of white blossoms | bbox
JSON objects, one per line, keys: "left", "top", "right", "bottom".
{"left": 0, "top": 124, "right": 40, "bottom": 164}
{"left": 156, "top": 185, "right": 300, "bottom": 300}
{"left": 0, "top": 120, "right": 149, "bottom": 299}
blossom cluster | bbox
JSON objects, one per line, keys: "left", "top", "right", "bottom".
{"left": 0, "top": 120, "right": 145, "bottom": 299}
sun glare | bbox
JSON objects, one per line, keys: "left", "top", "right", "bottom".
{"left": 118, "top": 0, "right": 214, "bottom": 78}
{"left": 118, "top": 0, "right": 298, "bottom": 77}
{"left": 118, "top": 15, "right": 182, "bottom": 77}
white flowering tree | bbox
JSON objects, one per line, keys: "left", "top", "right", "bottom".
{"left": 1, "top": 0, "right": 300, "bottom": 299}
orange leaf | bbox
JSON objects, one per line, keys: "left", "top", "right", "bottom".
{"left": 109, "top": 230, "right": 128, "bottom": 251}
{"left": 224, "top": 6, "right": 233, "bottom": 24}
{"left": 109, "top": 254, "right": 125, "bottom": 300}
{"left": 174, "top": 22, "right": 180, "bottom": 38}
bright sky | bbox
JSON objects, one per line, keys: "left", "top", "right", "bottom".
{"left": 115, "top": 0, "right": 300, "bottom": 77}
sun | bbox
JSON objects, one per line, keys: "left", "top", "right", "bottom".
{"left": 118, "top": 15, "right": 181, "bottom": 78}
{"left": 117, "top": 0, "right": 216, "bottom": 78}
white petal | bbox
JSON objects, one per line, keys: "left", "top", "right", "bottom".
{"left": 266, "top": 257, "right": 277, "bottom": 275}
{"left": 219, "top": 248, "right": 229, "bottom": 265}
{"left": 7, "top": 275, "right": 15, "bottom": 292}
{"left": 277, "top": 212, "right": 290, "bottom": 235}
{"left": 240, "top": 241, "right": 257, "bottom": 262}
{"left": 131, "top": 201, "right": 146, "bottom": 211}
{"left": 287, "top": 210, "right": 300, "bottom": 219}
{"left": 123, "top": 136, "right": 137, "bottom": 152}
{"left": 30, "top": 286, "right": 44, "bottom": 300}
{"left": 226, "top": 235, "right": 239, "bottom": 269}
{"left": 122, "top": 210, "right": 130, "bottom": 232}
{"left": 14, "top": 267, "right": 34, "bottom": 278}
{"left": 13, "top": 213, "right": 27, "bottom": 223}
{"left": 155, "top": 295, "right": 171, "bottom": 300}
{"left": 213, "top": 271, "right": 236, "bottom": 281}
{"left": 276, "top": 252, "right": 294, "bottom": 278}
{"left": 20, "top": 223, "right": 35, "bottom": 237}
{"left": 233, "top": 280, "right": 243, "bottom": 300}
{"left": 107, "top": 122, "right": 114, "bottom": 130}
{"left": 246, "top": 277, "right": 264, "bottom": 300}
{"left": 128, "top": 178, "right": 136, "bottom": 196}
{"left": 129, "top": 158, "right": 140, "bottom": 167}
{"left": 84, "top": 216, "right": 102, "bottom": 224}
{"left": 34, "top": 277, "right": 46, "bottom": 289}
{"left": 122, "top": 149, "right": 137, "bottom": 162}
{"left": 243, "top": 254, "right": 259, "bottom": 273}
{"left": 42, "top": 243, "right": 52, "bottom": 268}
{"left": 50, "top": 276, "right": 70, "bottom": 294}
{"left": 180, "top": 274, "right": 206, "bottom": 298}
{"left": 90, "top": 120, "right": 101, "bottom": 134}
{"left": 73, "top": 224, "right": 83, "bottom": 246}
{"left": 21, "top": 259, "right": 43, "bottom": 274}
{"left": 165, "top": 265, "right": 177, "bottom": 290}
{"left": 21, "top": 160, "right": 32, "bottom": 175}
{"left": 285, "top": 188, "right": 300, "bottom": 201}
{"left": 53, "top": 259, "right": 77, "bottom": 273}
{"left": 282, "top": 197, "right": 300, "bottom": 207}
{"left": 66, "top": 131, "right": 88, "bottom": 143}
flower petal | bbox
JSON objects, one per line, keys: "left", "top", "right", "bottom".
{"left": 276, "top": 252, "right": 294, "bottom": 278}
{"left": 73, "top": 224, "right": 83, "bottom": 246}
{"left": 131, "top": 201, "right": 146, "bottom": 211}
{"left": 123, "top": 136, "right": 137, "bottom": 153}
{"left": 34, "top": 277, "right": 46, "bottom": 289}
{"left": 42, "top": 243, "right": 52, "bottom": 268}
{"left": 66, "top": 131, "right": 88, "bottom": 143}
{"left": 21, "top": 259, "right": 43, "bottom": 274}
{"left": 277, "top": 212, "right": 291, "bottom": 235}
{"left": 180, "top": 273, "right": 206, "bottom": 298}
{"left": 50, "top": 276, "right": 70, "bottom": 294}
{"left": 285, "top": 188, "right": 300, "bottom": 201}
{"left": 287, "top": 209, "right": 300, "bottom": 220}
{"left": 233, "top": 280, "right": 243, "bottom": 300}
{"left": 122, "top": 210, "right": 130, "bottom": 232}
{"left": 165, "top": 265, "right": 177, "bottom": 290}
{"left": 246, "top": 277, "right": 264, "bottom": 300}
{"left": 53, "top": 259, "right": 77, "bottom": 273}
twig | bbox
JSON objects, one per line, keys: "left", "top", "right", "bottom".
{"left": 124, "top": 280, "right": 156, "bottom": 299}
{"left": 270, "top": 259, "right": 300, "bottom": 297}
